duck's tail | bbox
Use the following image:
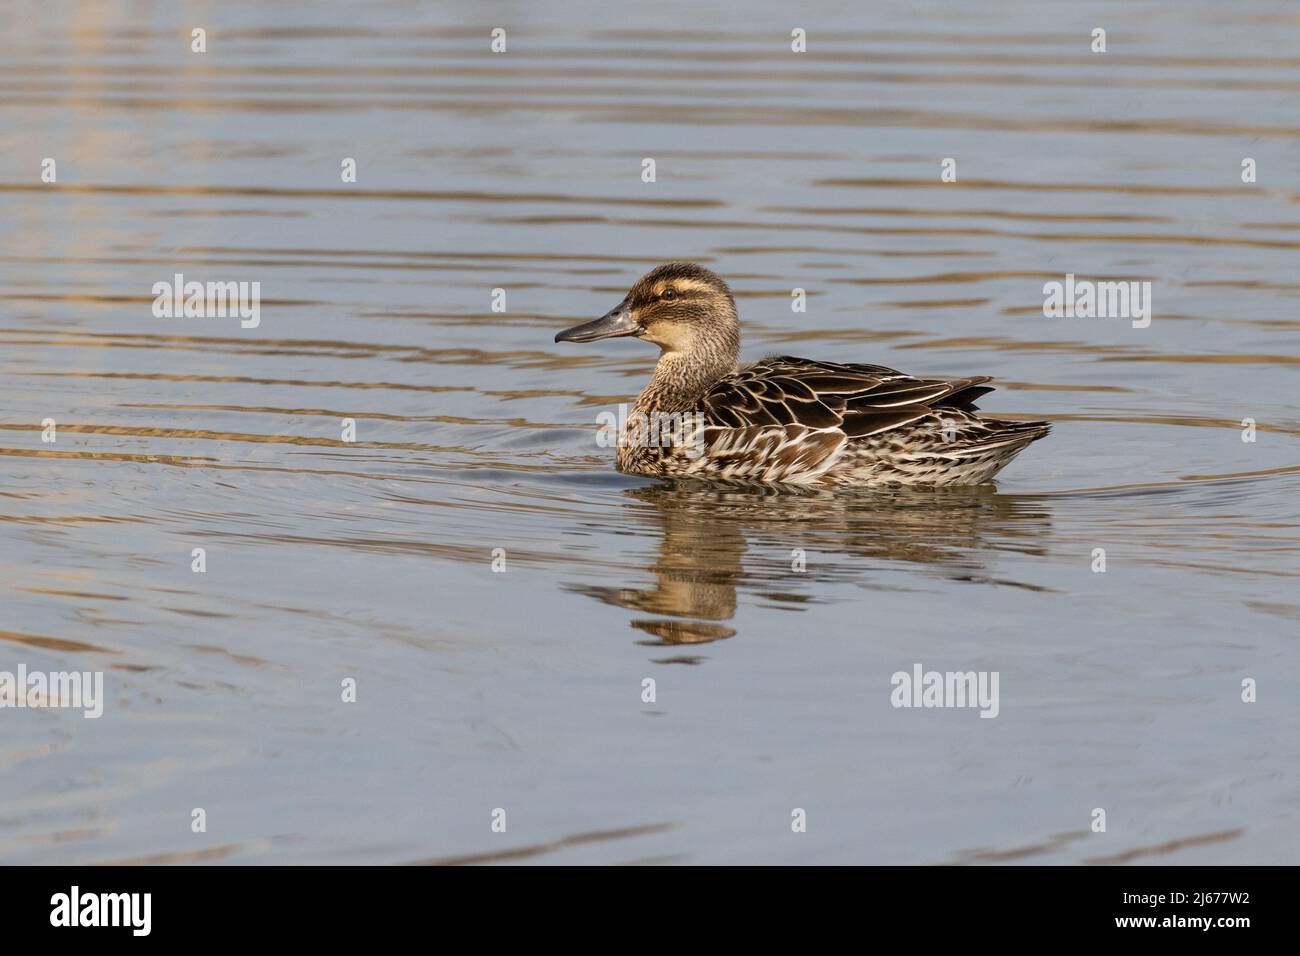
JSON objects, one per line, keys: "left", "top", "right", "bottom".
{"left": 838, "top": 415, "right": 1050, "bottom": 485}
{"left": 929, "top": 417, "right": 1051, "bottom": 484}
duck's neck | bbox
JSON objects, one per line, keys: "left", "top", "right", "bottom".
{"left": 635, "top": 341, "right": 738, "bottom": 414}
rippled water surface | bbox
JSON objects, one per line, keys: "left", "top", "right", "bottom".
{"left": 2, "top": 0, "right": 1299, "bottom": 864}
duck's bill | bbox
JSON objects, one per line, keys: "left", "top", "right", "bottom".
{"left": 554, "top": 305, "right": 639, "bottom": 343}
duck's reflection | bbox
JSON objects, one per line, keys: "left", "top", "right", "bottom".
{"left": 566, "top": 481, "right": 1052, "bottom": 661}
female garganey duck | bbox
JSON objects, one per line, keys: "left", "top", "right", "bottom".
{"left": 555, "top": 263, "right": 1049, "bottom": 486}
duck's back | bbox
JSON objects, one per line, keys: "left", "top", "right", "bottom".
{"left": 620, "top": 356, "right": 1049, "bottom": 486}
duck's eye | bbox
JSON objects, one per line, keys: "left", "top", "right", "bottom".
{"left": 661, "top": 289, "right": 677, "bottom": 300}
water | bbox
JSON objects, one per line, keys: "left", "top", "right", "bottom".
{"left": 1, "top": 0, "right": 1298, "bottom": 864}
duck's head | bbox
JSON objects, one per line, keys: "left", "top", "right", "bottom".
{"left": 555, "top": 262, "right": 740, "bottom": 360}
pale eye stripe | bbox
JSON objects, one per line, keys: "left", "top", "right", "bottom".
{"left": 650, "top": 278, "right": 713, "bottom": 299}
{"left": 673, "top": 279, "right": 715, "bottom": 295}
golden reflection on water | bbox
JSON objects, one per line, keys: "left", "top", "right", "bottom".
{"left": 567, "top": 483, "right": 1053, "bottom": 655}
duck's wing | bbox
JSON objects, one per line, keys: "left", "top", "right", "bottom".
{"left": 700, "top": 356, "right": 995, "bottom": 438}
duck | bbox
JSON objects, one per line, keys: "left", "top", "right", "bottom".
{"left": 554, "top": 262, "right": 1049, "bottom": 486}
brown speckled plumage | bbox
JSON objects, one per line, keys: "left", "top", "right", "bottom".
{"left": 555, "top": 263, "right": 1050, "bottom": 487}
